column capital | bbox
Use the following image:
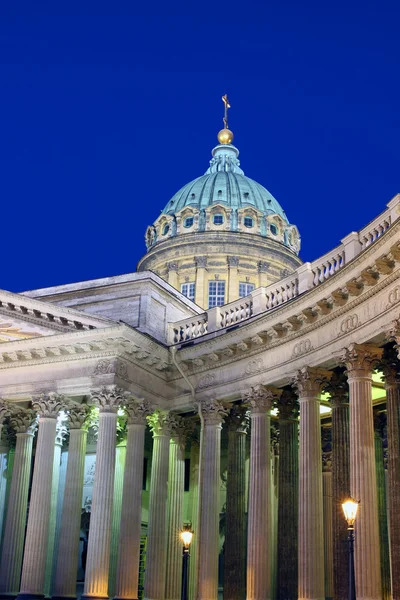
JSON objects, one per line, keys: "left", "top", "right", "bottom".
{"left": 342, "top": 343, "right": 383, "bottom": 377}
{"left": 324, "top": 370, "right": 349, "bottom": 406}
{"left": 195, "top": 255, "right": 207, "bottom": 268}
{"left": 277, "top": 389, "right": 299, "bottom": 420}
{"left": 380, "top": 346, "right": 400, "bottom": 387}
{"left": 226, "top": 404, "right": 250, "bottom": 433}
{"left": 125, "top": 397, "right": 152, "bottom": 425}
{"left": 293, "top": 366, "right": 332, "bottom": 398}
{"left": 200, "top": 398, "right": 229, "bottom": 425}
{"left": 147, "top": 409, "right": 175, "bottom": 436}
{"left": 32, "top": 392, "right": 66, "bottom": 418}
{"left": 242, "top": 384, "right": 280, "bottom": 413}
{"left": 0, "top": 398, "right": 12, "bottom": 424}
{"left": 66, "top": 402, "right": 91, "bottom": 429}
{"left": 9, "top": 408, "right": 38, "bottom": 435}
{"left": 386, "top": 317, "right": 400, "bottom": 347}
{"left": 169, "top": 414, "right": 195, "bottom": 443}
{"left": 90, "top": 385, "right": 125, "bottom": 413}
{"left": 227, "top": 255, "right": 239, "bottom": 267}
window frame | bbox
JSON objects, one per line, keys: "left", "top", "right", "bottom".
{"left": 183, "top": 216, "right": 194, "bottom": 228}
{"left": 181, "top": 282, "right": 195, "bottom": 302}
{"left": 239, "top": 282, "right": 255, "bottom": 297}
{"left": 243, "top": 216, "right": 254, "bottom": 228}
{"left": 208, "top": 280, "right": 226, "bottom": 308}
{"left": 213, "top": 214, "right": 224, "bottom": 225}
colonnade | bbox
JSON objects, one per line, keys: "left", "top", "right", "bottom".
{"left": 0, "top": 340, "right": 399, "bottom": 600}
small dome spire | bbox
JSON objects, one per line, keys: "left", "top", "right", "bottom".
{"left": 218, "top": 94, "right": 234, "bottom": 145}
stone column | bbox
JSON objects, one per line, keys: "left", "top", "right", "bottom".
{"left": 227, "top": 256, "right": 239, "bottom": 302}
{"left": 115, "top": 399, "right": 151, "bottom": 600}
{"left": 17, "top": 393, "right": 64, "bottom": 600}
{"left": 342, "top": 343, "right": 383, "bottom": 600}
{"left": 270, "top": 425, "right": 279, "bottom": 600}
{"left": 45, "top": 420, "right": 67, "bottom": 596}
{"left": 197, "top": 399, "right": 228, "bottom": 600}
{"left": 144, "top": 411, "right": 174, "bottom": 600}
{"left": 188, "top": 436, "right": 200, "bottom": 600}
{"left": 108, "top": 441, "right": 126, "bottom": 598}
{"left": 381, "top": 345, "right": 400, "bottom": 599}
{"left": 277, "top": 390, "right": 299, "bottom": 600}
{"left": 165, "top": 417, "right": 192, "bottom": 600}
{"left": 373, "top": 412, "right": 391, "bottom": 600}
{"left": 243, "top": 385, "right": 277, "bottom": 600}
{"left": 52, "top": 404, "right": 90, "bottom": 600}
{"left": 0, "top": 410, "right": 37, "bottom": 598}
{"left": 322, "top": 463, "right": 333, "bottom": 600}
{"left": 223, "top": 405, "right": 248, "bottom": 600}
{"left": 195, "top": 256, "right": 207, "bottom": 307}
{"left": 82, "top": 387, "right": 124, "bottom": 600}
{"left": 325, "top": 371, "right": 350, "bottom": 600}
{"left": 294, "top": 367, "right": 331, "bottom": 600}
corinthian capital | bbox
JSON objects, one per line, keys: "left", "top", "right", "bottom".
{"left": 277, "top": 390, "right": 299, "bottom": 420}
{"left": 293, "top": 367, "right": 332, "bottom": 399}
{"left": 32, "top": 393, "right": 65, "bottom": 418}
{"left": 9, "top": 409, "right": 38, "bottom": 435}
{"left": 380, "top": 346, "right": 400, "bottom": 387}
{"left": 169, "top": 415, "right": 195, "bottom": 443}
{"left": 66, "top": 403, "right": 91, "bottom": 430}
{"left": 90, "top": 386, "right": 126, "bottom": 414}
{"left": 226, "top": 404, "right": 250, "bottom": 433}
{"left": 324, "top": 370, "right": 349, "bottom": 406}
{"left": 147, "top": 410, "right": 175, "bottom": 436}
{"left": 200, "top": 399, "right": 229, "bottom": 425}
{"left": 0, "top": 399, "right": 12, "bottom": 424}
{"left": 125, "top": 398, "right": 152, "bottom": 426}
{"left": 242, "top": 385, "right": 278, "bottom": 414}
{"left": 341, "top": 343, "right": 383, "bottom": 377}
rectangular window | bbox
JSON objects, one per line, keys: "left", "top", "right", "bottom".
{"left": 208, "top": 281, "right": 225, "bottom": 308}
{"left": 239, "top": 282, "right": 255, "bottom": 297}
{"left": 181, "top": 282, "right": 195, "bottom": 302}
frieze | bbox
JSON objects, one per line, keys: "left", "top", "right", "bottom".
{"left": 94, "top": 359, "right": 115, "bottom": 375}
{"left": 387, "top": 285, "right": 400, "bottom": 308}
{"left": 245, "top": 358, "right": 264, "bottom": 375}
{"left": 340, "top": 313, "right": 360, "bottom": 334}
{"left": 196, "top": 372, "right": 216, "bottom": 390}
{"left": 292, "top": 339, "right": 313, "bottom": 357}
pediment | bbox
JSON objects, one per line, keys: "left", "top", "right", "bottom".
{"left": 0, "top": 317, "right": 54, "bottom": 343}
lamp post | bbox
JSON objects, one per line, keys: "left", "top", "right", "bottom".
{"left": 180, "top": 527, "right": 193, "bottom": 600}
{"left": 342, "top": 499, "right": 359, "bottom": 600}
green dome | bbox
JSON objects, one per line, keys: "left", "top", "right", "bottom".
{"left": 162, "top": 144, "right": 289, "bottom": 223}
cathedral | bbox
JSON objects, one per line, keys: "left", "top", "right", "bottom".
{"left": 0, "top": 99, "right": 399, "bottom": 600}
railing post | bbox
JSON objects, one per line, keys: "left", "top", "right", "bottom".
{"left": 341, "top": 232, "right": 362, "bottom": 262}
{"left": 250, "top": 288, "right": 266, "bottom": 316}
{"left": 207, "top": 307, "right": 221, "bottom": 333}
{"left": 167, "top": 323, "right": 177, "bottom": 345}
{"left": 297, "top": 263, "right": 314, "bottom": 294}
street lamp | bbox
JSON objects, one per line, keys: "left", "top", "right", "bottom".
{"left": 180, "top": 526, "right": 193, "bottom": 600}
{"left": 342, "top": 498, "right": 359, "bottom": 600}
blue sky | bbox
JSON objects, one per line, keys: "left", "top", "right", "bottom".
{"left": 1, "top": 1, "right": 399, "bottom": 291}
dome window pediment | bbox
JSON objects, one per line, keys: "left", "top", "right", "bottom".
{"left": 213, "top": 214, "right": 224, "bottom": 225}
{"left": 184, "top": 217, "right": 194, "bottom": 228}
{"left": 244, "top": 216, "right": 254, "bottom": 228}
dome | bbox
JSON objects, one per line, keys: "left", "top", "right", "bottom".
{"left": 145, "top": 143, "right": 300, "bottom": 255}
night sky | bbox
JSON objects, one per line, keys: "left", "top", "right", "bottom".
{"left": 1, "top": 1, "right": 399, "bottom": 293}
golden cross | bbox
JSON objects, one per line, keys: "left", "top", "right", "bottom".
{"left": 222, "top": 94, "right": 231, "bottom": 129}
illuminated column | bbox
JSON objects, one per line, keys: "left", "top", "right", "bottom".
{"left": 0, "top": 410, "right": 37, "bottom": 598}
{"left": 52, "top": 404, "right": 90, "bottom": 600}
{"left": 382, "top": 345, "right": 400, "bottom": 600}
{"left": 18, "top": 393, "right": 64, "bottom": 600}
{"left": 195, "top": 256, "right": 207, "bottom": 307}
{"left": 223, "top": 405, "right": 249, "bottom": 600}
{"left": 227, "top": 256, "right": 239, "bottom": 302}
{"left": 82, "top": 387, "right": 124, "bottom": 600}
{"left": 243, "top": 385, "right": 276, "bottom": 600}
{"left": 343, "top": 344, "right": 383, "bottom": 600}
{"left": 108, "top": 441, "right": 126, "bottom": 598}
{"left": 188, "top": 436, "right": 200, "bottom": 600}
{"left": 294, "top": 367, "right": 331, "bottom": 600}
{"left": 144, "top": 411, "right": 174, "bottom": 600}
{"left": 165, "top": 418, "right": 192, "bottom": 600}
{"left": 197, "top": 399, "right": 227, "bottom": 600}
{"left": 322, "top": 463, "right": 333, "bottom": 600}
{"left": 277, "top": 391, "right": 299, "bottom": 600}
{"left": 45, "top": 420, "right": 68, "bottom": 596}
{"left": 114, "top": 399, "right": 151, "bottom": 600}
{"left": 327, "top": 371, "right": 350, "bottom": 600}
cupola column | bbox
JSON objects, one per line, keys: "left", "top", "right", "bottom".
{"left": 294, "top": 367, "right": 331, "bottom": 600}
{"left": 195, "top": 256, "right": 207, "bottom": 307}
{"left": 197, "top": 399, "right": 228, "bottom": 600}
{"left": 17, "top": 393, "right": 64, "bottom": 600}
{"left": 81, "top": 387, "right": 124, "bottom": 600}
{"left": 52, "top": 404, "right": 90, "bottom": 600}
{"left": 243, "top": 385, "right": 277, "bottom": 600}
{"left": 227, "top": 256, "right": 240, "bottom": 302}
{"left": 276, "top": 391, "right": 299, "bottom": 600}
{"left": 144, "top": 411, "right": 174, "bottom": 600}
{"left": 0, "top": 410, "right": 37, "bottom": 599}
{"left": 114, "top": 399, "right": 152, "bottom": 600}
{"left": 342, "top": 344, "right": 383, "bottom": 600}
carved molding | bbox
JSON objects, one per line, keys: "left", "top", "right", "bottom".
{"left": 277, "top": 389, "right": 299, "bottom": 420}
{"left": 66, "top": 403, "right": 91, "bottom": 430}
{"left": 226, "top": 404, "right": 250, "bottom": 433}
{"left": 293, "top": 367, "right": 332, "bottom": 398}
{"left": 9, "top": 409, "right": 38, "bottom": 434}
{"left": 32, "top": 392, "right": 66, "bottom": 418}
{"left": 341, "top": 343, "right": 383, "bottom": 377}
{"left": 200, "top": 399, "right": 228, "bottom": 425}
{"left": 147, "top": 410, "right": 175, "bottom": 436}
{"left": 124, "top": 397, "right": 152, "bottom": 425}
{"left": 90, "top": 386, "right": 126, "bottom": 413}
{"left": 242, "top": 384, "right": 278, "bottom": 414}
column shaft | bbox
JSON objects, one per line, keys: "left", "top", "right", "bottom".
{"left": 108, "top": 444, "right": 126, "bottom": 598}
{"left": 115, "top": 422, "right": 146, "bottom": 600}
{"left": 165, "top": 436, "right": 186, "bottom": 600}
{"left": 322, "top": 471, "right": 333, "bottom": 600}
{"left": 0, "top": 431, "right": 34, "bottom": 596}
{"left": 53, "top": 428, "right": 88, "bottom": 599}
{"left": 374, "top": 420, "right": 391, "bottom": 599}
{"left": 44, "top": 439, "right": 63, "bottom": 596}
{"left": 188, "top": 441, "right": 200, "bottom": 600}
{"left": 82, "top": 411, "right": 118, "bottom": 599}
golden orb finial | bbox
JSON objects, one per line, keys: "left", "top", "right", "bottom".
{"left": 218, "top": 128, "right": 234, "bottom": 144}
{"left": 218, "top": 94, "right": 234, "bottom": 145}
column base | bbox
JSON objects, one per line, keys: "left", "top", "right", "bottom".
{"left": 51, "top": 596, "right": 77, "bottom": 600}
{"left": 0, "top": 594, "right": 18, "bottom": 600}
{"left": 81, "top": 596, "right": 109, "bottom": 600}
{"left": 16, "top": 595, "right": 45, "bottom": 600}
{"left": 114, "top": 597, "right": 138, "bottom": 600}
